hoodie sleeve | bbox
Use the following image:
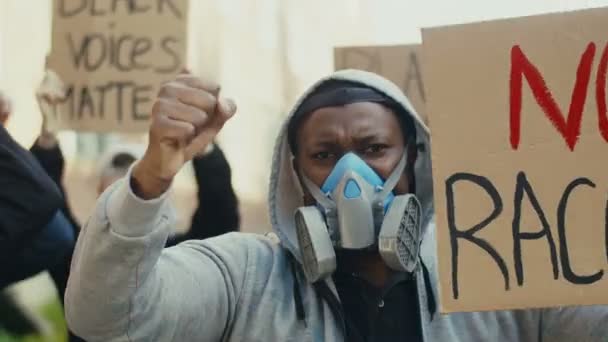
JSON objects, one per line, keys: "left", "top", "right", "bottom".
{"left": 540, "top": 306, "right": 608, "bottom": 341}
{"left": 65, "top": 168, "right": 248, "bottom": 342}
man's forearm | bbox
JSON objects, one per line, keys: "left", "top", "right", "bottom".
{"left": 131, "top": 160, "right": 173, "bottom": 200}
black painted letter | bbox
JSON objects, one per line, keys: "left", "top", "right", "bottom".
{"left": 59, "top": 0, "right": 87, "bottom": 17}
{"left": 404, "top": 52, "right": 426, "bottom": 102}
{"left": 446, "top": 173, "right": 509, "bottom": 300}
{"left": 156, "top": 37, "right": 181, "bottom": 74}
{"left": 512, "top": 172, "right": 559, "bottom": 286}
{"left": 557, "top": 178, "right": 604, "bottom": 284}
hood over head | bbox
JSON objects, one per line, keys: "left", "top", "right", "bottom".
{"left": 268, "top": 69, "right": 434, "bottom": 263}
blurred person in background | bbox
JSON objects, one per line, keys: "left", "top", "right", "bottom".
{"left": 96, "top": 146, "right": 142, "bottom": 195}
{"left": 0, "top": 91, "right": 79, "bottom": 342}
{"left": 31, "top": 74, "right": 81, "bottom": 236}
{"left": 65, "top": 71, "right": 608, "bottom": 342}
{"left": 0, "top": 89, "right": 82, "bottom": 342}
{"left": 0, "top": 91, "right": 74, "bottom": 290}
{"left": 0, "top": 91, "right": 43, "bottom": 340}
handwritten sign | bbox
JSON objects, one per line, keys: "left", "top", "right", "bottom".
{"left": 47, "top": 0, "right": 189, "bottom": 132}
{"left": 334, "top": 45, "right": 427, "bottom": 123}
{"left": 423, "top": 7, "right": 608, "bottom": 313}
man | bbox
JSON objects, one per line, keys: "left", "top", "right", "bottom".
{"left": 65, "top": 71, "right": 608, "bottom": 341}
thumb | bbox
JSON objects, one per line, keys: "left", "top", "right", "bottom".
{"left": 184, "top": 97, "right": 236, "bottom": 158}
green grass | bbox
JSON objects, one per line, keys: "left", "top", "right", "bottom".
{"left": 0, "top": 299, "right": 67, "bottom": 342}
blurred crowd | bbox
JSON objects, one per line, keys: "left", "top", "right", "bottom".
{"left": 0, "top": 75, "right": 241, "bottom": 341}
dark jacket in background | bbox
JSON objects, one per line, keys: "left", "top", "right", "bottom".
{"left": 30, "top": 142, "right": 80, "bottom": 234}
{"left": 167, "top": 144, "right": 240, "bottom": 246}
{"left": 0, "top": 126, "right": 63, "bottom": 262}
{"left": 0, "top": 128, "right": 83, "bottom": 342}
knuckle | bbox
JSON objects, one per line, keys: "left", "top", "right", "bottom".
{"left": 189, "top": 76, "right": 205, "bottom": 88}
{"left": 183, "top": 123, "right": 196, "bottom": 136}
{"left": 194, "top": 109, "right": 208, "bottom": 125}
{"left": 158, "top": 82, "right": 177, "bottom": 98}
{"left": 205, "top": 92, "right": 218, "bottom": 109}
{"left": 176, "top": 73, "right": 194, "bottom": 82}
{"left": 151, "top": 99, "right": 169, "bottom": 117}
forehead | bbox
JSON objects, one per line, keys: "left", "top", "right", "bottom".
{"left": 296, "top": 102, "right": 403, "bottom": 141}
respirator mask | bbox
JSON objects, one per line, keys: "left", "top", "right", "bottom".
{"left": 295, "top": 150, "right": 422, "bottom": 283}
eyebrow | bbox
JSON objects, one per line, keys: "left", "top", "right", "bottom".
{"left": 305, "top": 132, "right": 390, "bottom": 150}
{"left": 353, "top": 134, "right": 388, "bottom": 144}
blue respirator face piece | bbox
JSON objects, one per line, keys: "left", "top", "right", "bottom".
{"left": 320, "top": 153, "right": 395, "bottom": 212}
{"left": 296, "top": 150, "right": 423, "bottom": 283}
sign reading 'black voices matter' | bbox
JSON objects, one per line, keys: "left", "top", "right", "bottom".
{"left": 48, "top": 0, "right": 189, "bottom": 132}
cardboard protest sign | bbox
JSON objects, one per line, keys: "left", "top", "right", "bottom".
{"left": 334, "top": 45, "right": 427, "bottom": 123}
{"left": 422, "top": 7, "right": 608, "bottom": 313}
{"left": 47, "top": 0, "right": 189, "bottom": 132}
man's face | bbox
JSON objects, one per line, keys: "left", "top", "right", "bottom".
{"left": 295, "top": 102, "right": 414, "bottom": 205}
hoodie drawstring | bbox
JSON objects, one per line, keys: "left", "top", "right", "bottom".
{"left": 287, "top": 252, "right": 307, "bottom": 326}
{"left": 421, "top": 259, "right": 437, "bottom": 321}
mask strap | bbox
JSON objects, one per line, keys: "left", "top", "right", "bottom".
{"left": 301, "top": 174, "right": 336, "bottom": 210}
{"left": 375, "top": 150, "right": 408, "bottom": 201}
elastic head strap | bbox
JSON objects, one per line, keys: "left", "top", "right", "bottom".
{"left": 375, "top": 150, "right": 408, "bottom": 201}
{"left": 301, "top": 174, "right": 336, "bottom": 210}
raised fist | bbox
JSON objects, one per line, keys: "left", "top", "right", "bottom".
{"left": 132, "top": 74, "right": 236, "bottom": 199}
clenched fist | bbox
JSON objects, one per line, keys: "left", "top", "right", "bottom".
{"left": 132, "top": 74, "right": 236, "bottom": 199}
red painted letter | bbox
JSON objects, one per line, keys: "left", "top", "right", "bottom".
{"left": 597, "top": 43, "right": 608, "bottom": 143}
{"left": 510, "top": 43, "right": 596, "bottom": 151}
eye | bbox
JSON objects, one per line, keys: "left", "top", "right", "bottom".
{"left": 312, "top": 151, "right": 334, "bottom": 160}
{"left": 363, "top": 144, "right": 388, "bottom": 155}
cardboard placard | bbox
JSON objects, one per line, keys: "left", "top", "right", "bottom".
{"left": 334, "top": 45, "right": 427, "bottom": 123}
{"left": 47, "top": 0, "right": 189, "bottom": 132}
{"left": 423, "top": 7, "right": 608, "bottom": 313}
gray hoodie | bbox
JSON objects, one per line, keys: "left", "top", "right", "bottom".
{"left": 65, "top": 70, "right": 608, "bottom": 341}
